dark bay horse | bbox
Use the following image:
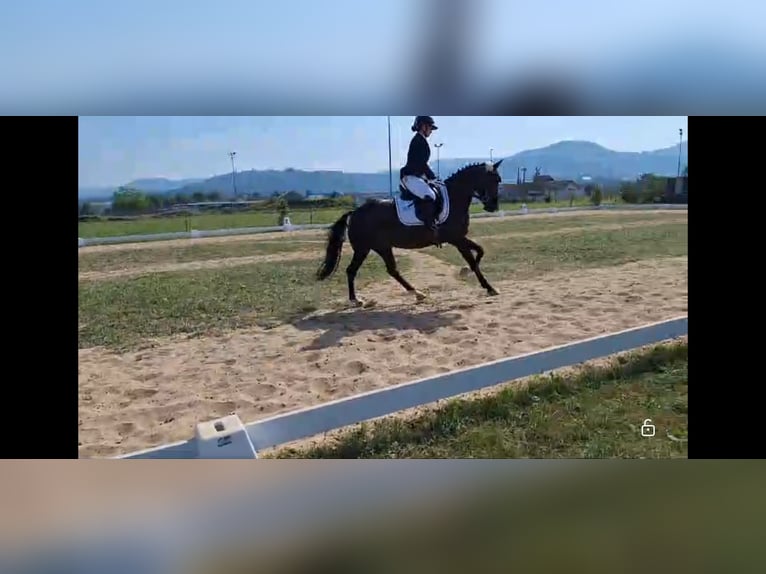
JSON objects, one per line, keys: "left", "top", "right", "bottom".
{"left": 316, "top": 160, "right": 503, "bottom": 306}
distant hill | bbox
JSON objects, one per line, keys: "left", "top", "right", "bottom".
{"left": 78, "top": 186, "right": 117, "bottom": 201}
{"left": 123, "top": 177, "right": 205, "bottom": 193}
{"left": 490, "top": 140, "right": 688, "bottom": 183}
{"left": 79, "top": 140, "right": 688, "bottom": 198}
{"left": 78, "top": 177, "right": 204, "bottom": 200}
{"left": 165, "top": 168, "right": 391, "bottom": 198}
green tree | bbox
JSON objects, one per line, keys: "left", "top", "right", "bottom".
{"left": 112, "top": 187, "right": 152, "bottom": 214}
{"left": 638, "top": 174, "right": 667, "bottom": 204}
{"left": 336, "top": 195, "right": 355, "bottom": 208}
{"left": 283, "top": 191, "right": 304, "bottom": 203}
{"left": 590, "top": 185, "right": 603, "bottom": 206}
{"left": 147, "top": 194, "right": 165, "bottom": 210}
{"left": 276, "top": 197, "right": 289, "bottom": 226}
{"left": 620, "top": 182, "right": 639, "bottom": 204}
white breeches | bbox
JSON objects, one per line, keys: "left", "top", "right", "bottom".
{"left": 402, "top": 176, "right": 442, "bottom": 201}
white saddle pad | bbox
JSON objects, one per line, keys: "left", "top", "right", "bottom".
{"left": 394, "top": 188, "right": 450, "bottom": 227}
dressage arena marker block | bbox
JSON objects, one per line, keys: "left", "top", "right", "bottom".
{"left": 282, "top": 216, "right": 294, "bottom": 231}
{"left": 194, "top": 414, "right": 258, "bottom": 459}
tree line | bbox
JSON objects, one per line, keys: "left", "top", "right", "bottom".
{"left": 619, "top": 168, "right": 687, "bottom": 204}
{"left": 79, "top": 187, "right": 355, "bottom": 217}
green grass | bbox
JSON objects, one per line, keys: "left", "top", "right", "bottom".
{"left": 78, "top": 208, "right": 349, "bottom": 238}
{"left": 273, "top": 341, "right": 688, "bottom": 459}
{"left": 78, "top": 215, "right": 687, "bottom": 349}
{"left": 470, "top": 197, "right": 612, "bottom": 215}
{"left": 470, "top": 211, "right": 685, "bottom": 238}
{"left": 498, "top": 196, "right": 622, "bottom": 210}
{"left": 432, "top": 222, "right": 687, "bottom": 280}
{"left": 78, "top": 236, "right": 323, "bottom": 274}
{"left": 78, "top": 252, "right": 410, "bottom": 350}
{"left": 78, "top": 212, "right": 685, "bottom": 275}
{"left": 78, "top": 198, "right": 624, "bottom": 238}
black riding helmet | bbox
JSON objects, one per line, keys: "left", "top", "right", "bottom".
{"left": 411, "top": 116, "right": 438, "bottom": 132}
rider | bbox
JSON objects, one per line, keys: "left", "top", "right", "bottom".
{"left": 400, "top": 116, "right": 444, "bottom": 243}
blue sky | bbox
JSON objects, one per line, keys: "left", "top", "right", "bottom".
{"left": 78, "top": 116, "right": 688, "bottom": 187}
{"left": 2, "top": 1, "right": 763, "bottom": 114}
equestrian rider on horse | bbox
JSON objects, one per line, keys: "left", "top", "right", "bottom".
{"left": 400, "top": 115, "right": 445, "bottom": 244}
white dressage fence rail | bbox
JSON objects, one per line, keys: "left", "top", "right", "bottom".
{"left": 79, "top": 203, "right": 687, "bottom": 248}
{"left": 115, "top": 316, "right": 688, "bottom": 460}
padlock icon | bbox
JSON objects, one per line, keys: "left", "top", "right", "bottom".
{"left": 641, "top": 419, "right": 656, "bottom": 437}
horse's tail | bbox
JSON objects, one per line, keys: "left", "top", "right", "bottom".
{"left": 316, "top": 210, "right": 353, "bottom": 281}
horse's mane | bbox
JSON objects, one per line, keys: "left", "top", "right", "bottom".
{"left": 444, "top": 162, "right": 494, "bottom": 184}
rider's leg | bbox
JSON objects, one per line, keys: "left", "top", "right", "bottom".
{"left": 402, "top": 176, "right": 441, "bottom": 245}
{"left": 402, "top": 176, "right": 437, "bottom": 202}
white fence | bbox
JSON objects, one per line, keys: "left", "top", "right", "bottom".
{"left": 79, "top": 203, "right": 687, "bottom": 248}
{"left": 116, "top": 316, "right": 688, "bottom": 460}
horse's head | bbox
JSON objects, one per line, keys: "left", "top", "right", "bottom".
{"left": 446, "top": 160, "right": 504, "bottom": 213}
{"left": 478, "top": 159, "right": 503, "bottom": 212}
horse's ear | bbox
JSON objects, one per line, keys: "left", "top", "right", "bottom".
{"left": 493, "top": 159, "right": 504, "bottom": 171}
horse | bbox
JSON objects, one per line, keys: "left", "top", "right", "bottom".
{"left": 316, "top": 160, "right": 504, "bottom": 306}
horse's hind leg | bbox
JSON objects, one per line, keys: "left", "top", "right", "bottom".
{"left": 463, "top": 237, "right": 485, "bottom": 267}
{"left": 346, "top": 245, "right": 370, "bottom": 305}
{"left": 374, "top": 246, "right": 426, "bottom": 302}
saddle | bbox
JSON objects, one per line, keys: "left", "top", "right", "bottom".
{"left": 399, "top": 178, "right": 445, "bottom": 229}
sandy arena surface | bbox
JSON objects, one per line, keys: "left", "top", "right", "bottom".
{"left": 78, "top": 210, "right": 688, "bottom": 458}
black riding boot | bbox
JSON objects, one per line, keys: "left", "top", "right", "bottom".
{"left": 420, "top": 198, "right": 442, "bottom": 247}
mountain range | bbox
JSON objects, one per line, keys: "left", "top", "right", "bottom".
{"left": 79, "top": 139, "right": 688, "bottom": 200}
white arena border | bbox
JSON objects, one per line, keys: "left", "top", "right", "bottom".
{"left": 79, "top": 204, "right": 687, "bottom": 248}
{"left": 114, "top": 316, "right": 688, "bottom": 460}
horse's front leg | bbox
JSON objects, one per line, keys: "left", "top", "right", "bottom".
{"left": 453, "top": 238, "right": 498, "bottom": 296}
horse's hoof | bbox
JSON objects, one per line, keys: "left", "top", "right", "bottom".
{"left": 350, "top": 298, "right": 365, "bottom": 308}
{"left": 458, "top": 267, "right": 471, "bottom": 278}
{"left": 414, "top": 290, "right": 428, "bottom": 302}
{"left": 487, "top": 288, "right": 500, "bottom": 297}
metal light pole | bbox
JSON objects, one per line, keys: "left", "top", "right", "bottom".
{"left": 677, "top": 128, "right": 683, "bottom": 177}
{"left": 387, "top": 116, "right": 393, "bottom": 199}
{"left": 229, "top": 151, "right": 238, "bottom": 198}
{"left": 434, "top": 143, "right": 444, "bottom": 178}
{"left": 490, "top": 147, "right": 494, "bottom": 162}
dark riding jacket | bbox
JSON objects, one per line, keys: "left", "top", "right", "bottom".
{"left": 400, "top": 133, "right": 436, "bottom": 181}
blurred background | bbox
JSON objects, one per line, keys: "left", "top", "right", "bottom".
{"left": 3, "top": 461, "right": 765, "bottom": 574}
{"left": 0, "top": 0, "right": 764, "bottom": 113}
